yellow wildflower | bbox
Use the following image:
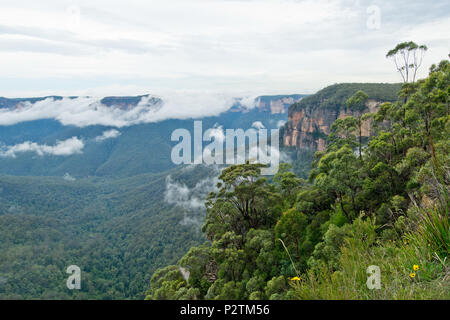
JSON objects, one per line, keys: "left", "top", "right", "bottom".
{"left": 289, "top": 276, "right": 301, "bottom": 281}
{"left": 413, "top": 265, "right": 419, "bottom": 271}
{"left": 410, "top": 273, "right": 416, "bottom": 278}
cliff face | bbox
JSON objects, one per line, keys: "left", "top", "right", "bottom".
{"left": 230, "top": 94, "right": 305, "bottom": 114}
{"left": 282, "top": 83, "right": 401, "bottom": 152}
{"left": 283, "top": 99, "right": 380, "bottom": 151}
{"left": 256, "top": 96, "right": 304, "bottom": 114}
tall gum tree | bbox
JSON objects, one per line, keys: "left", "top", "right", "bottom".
{"left": 386, "top": 41, "right": 428, "bottom": 83}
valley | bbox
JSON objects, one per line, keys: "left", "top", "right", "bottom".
{"left": 1, "top": 78, "right": 448, "bottom": 300}
{"left": 0, "top": 94, "right": 301, "bottom": 299}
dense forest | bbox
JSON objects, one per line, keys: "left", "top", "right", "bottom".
{"left": 0, "top": 95, "right": 297, "bottom": 299}
{"left": 289, "top": 82, "right": 401, "bottom": 113}
{"left": 0, "top": 166, "right": 214, "bottom": 299}
{"left": 146, "top": 54, "right": 449, "bottom": 300}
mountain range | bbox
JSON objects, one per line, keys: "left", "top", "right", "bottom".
{"left": 0, "top": 94, "right": 304, "bottom": 177}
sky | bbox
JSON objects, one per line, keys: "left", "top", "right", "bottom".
{"left": 0, "top": 0, "right": 449, "bottom": 98}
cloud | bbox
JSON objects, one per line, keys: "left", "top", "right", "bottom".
{"left": 276, "top": 120, "right": 286, "bottom": 128}
{"left": 0, "top": 0, "right": 448, "bottom": 96}
{"left": 251, "top": 121, "right": 265, "bottom": 130}
{"left": 0, "top": 136, "right": 84, "bottom": 158}
{"left": 240, "top": 96, "right": 260, "bottom": 109}
{"left": 63, "top": 172, "right": 76, "bottom": 181}
{"left": 95, "top": 129, "right": 121, "bottom": 142}
{"left": 164, "top": 172, "right": 219, "bottom": 226}
{"left": 204, "top": 124, "right": 225, "bottom": 143}
{"left": 0, "top": 96, "right": 157, "bottom": 127}
{"left": 165, "top": 174, "right": 219, "bottom": 211}
{"left": 0, "top": 92, "right": 255, "bottom": 127}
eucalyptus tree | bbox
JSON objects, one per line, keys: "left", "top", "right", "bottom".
{"left": 346, "top": 90, "right": 369, "bottom": 160}
{"left": 386, "top": 41, "right": 428, "bottom": 83}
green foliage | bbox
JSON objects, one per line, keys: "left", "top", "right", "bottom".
{"left": 346, "top": 90, "right": 369, "bottom": 114}
{"left": 273, "top": 163, "right": 304, "bottom": 209}
{"left": 290, "top": 83, "right": 401, "bottom": 114}
{"left": 203, "top": 163, "right": 281, "bottom": 241}
{"left": 386, "top": 41, "right": 428, "bottom": 83}
{"left": 147, "top": 56, "right": 449, "bottom": 301}
{"left": 408, "top": 187, "right": 449, "bottom": 259}
{"left": 292, "top": 216, "right": 449, "bottom": 300}
{"left": 275, "top": 209, "right": 308, "bottom": 260}
{"left": 147, "top": 266, "right": 188, "bottom": 300}
{"left": 0, "top": 166, "right": 210, "bottom": 299}
{"left": 314, "top": 145, "right": 362, "bottom": 220}
{"left": 307, "top": 223, "right": 352, "bottom": 270}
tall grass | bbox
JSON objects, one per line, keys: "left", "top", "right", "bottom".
{"left": 412, "top": 186, "right": 449, "bottom": 259}
{"left": 291, "top": 216, "right": 449, "bottom": 300}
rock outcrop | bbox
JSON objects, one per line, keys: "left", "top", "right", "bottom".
{"left": 230, "top": 94, "right": 305, "bottom": 114}
{"left": 282, "top": 83, "right": 401, "bottom": 152}
{"left": 283, "top": 99, "right": 380, "bottom": 151}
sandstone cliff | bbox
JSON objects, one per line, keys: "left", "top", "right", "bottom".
{"left": 230, "top": 94, "right": 305, "bottom": 114}
{"left": 283, "top": 83, "right": 401, "bottom": 152}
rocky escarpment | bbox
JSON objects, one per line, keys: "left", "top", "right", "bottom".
{"left": 283, "top": 83, "right": 401, "bottom": 152}
{"left": 256, "top": 95, "right": 305, "bottom": 114}
{"left": 230, "top": 94, "right": 305, "bottom": 114}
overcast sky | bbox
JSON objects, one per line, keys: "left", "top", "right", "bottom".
{"left": 0, "top": 0, "right": 449, "bottom": 98}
